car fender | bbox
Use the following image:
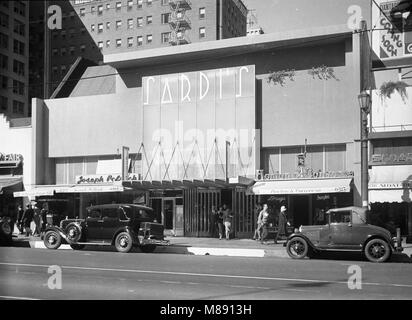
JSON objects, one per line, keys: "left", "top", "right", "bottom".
{"left": 44, "top": 225, "right": 71, "bottom": 244}
{"left": 111, "top": 227, "right": 138, "bottom": 245}
{"left": 286, "top": 233, "right": 317, "bottom": 250}
{"left": 362, "top": 234, "right": 394, "bottom": 251}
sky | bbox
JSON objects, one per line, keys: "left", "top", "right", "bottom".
{"left": 242, "top": 0, "right": 372, "bottom": 34}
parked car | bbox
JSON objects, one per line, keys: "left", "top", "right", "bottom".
{"left": 43, "top": 204, "right": 169, "bottom": 253}
{"left": 0, "top": 216, "right": 12, "bottom": 245}
{"left": 285, "top": 206, "right": 403, "bottom": 263}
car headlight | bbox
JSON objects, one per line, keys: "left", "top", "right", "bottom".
{"left": 1, "top": 222, "right": 11, "bottom": 235}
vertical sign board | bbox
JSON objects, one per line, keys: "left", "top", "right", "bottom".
{"left": 372, "top": 0, "right": 412, "bottom": 59}
{"left": 142, "top": 65, "right": 257, "bottom": 181}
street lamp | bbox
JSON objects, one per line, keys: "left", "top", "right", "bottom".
{"left": 358, "top": 90, "right": 371, "bottom": 210}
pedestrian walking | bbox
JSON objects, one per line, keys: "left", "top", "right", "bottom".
{"left": 222, "top": 204, "right": 233, "bottom": 240}
{"left": 40, "top": 202, "right": 49, "bottom": 233}
{"left": 16, "top": 205, "right": 24, "bottom": 234}
{"left": 274, "top": 205, "right": 290, "bottom": 244}
{"left": 253, "top": 203, "right": 263, "bottom": 240}
{"left": 32, "top": 203, "right": 42, "bottom": 236}
{"left": 259, "top": 204, "right": 270, "bottom": 244}
{"left": 22, "top": 204, "right": 34, "bottom": 236}
{"left": 216, "top": 206, "right": 224, "bottom": 240}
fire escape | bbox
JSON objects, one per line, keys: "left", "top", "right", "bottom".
{"left": 169, "top": 0, "right": 192, "bottom": 45}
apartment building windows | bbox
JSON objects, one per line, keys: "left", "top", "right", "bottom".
{"left": 61, "top": 30, "right": 66, "bottom": 39}
{"left": 161, "top": 0, "right": 169, "bottom": 5}
{"left": 98, "top": 41, "right": 103, "bottom": 50}
{"left": 146, "top": 34, "right": 152, "bottom": 44}
{"left": 60, "top": 65, "right": 66, "bottom": 76}
{"left": 13, "top": 100, "right": 24, "bottom": 114}
{"left": 98, "top": 5, "right": 103, "bottom": 15}
{"left": 98, "top": 23, "right": 103, "bottom": 33}
{"left": 0, "top": 53, "right": 8, "bottom": 70}
{"left": 52, "top": 48, "right": 58, "bottom": 56}
{"left": 80, "top": 27, "right": 86, "bottom": 34}
{"left": 116, "top": 20, "right": 122, "bottom": 29}
{"left": 106, "top": 22, "right": 110, "bottom": 29}
{"left": 0, "top": 12, "right": 9, "bottom": 28}
{"left": 14, "top": 2, "right": 26, "bottom": 17}
{"left": 80, "top": 8, "right": 85, "bottom": 16}
{"left": 0, "top": 32, "right": 8, "bottom": 49}
{"left": 12, "top": 80, "right": 24, "bottom": 95}
{"left": 147, "top": 0, "right": 153, "bottom": 6}
{"left": 13, "top": 20, "right": 25, "bottom": 36}
{"left": 0, "top": 96, "right": 7, "bottom": 112}
{"left": 161, "top": 13, "right": 170, "bottom": 24}
{"left": 1, "top": 76, "right": 7, "bottom": 89}
{"left": 91, "top": 6, "right": 95, "bottom": 14}
{"left": 127, "top": 37, "right": 133, "bottom": 47}
{"left": 106, "top": 3, "right": 111, "bottom": 9}
{"left": 69, "top": 46, "right": 75, "bottom": 55}
{"left": 199, "top": 27, "right": 206, "bottom": 38}
{"left": 147, "top": 16, "right": 152, "bottom": 25}
{"left": 69, "top": 28, "right": 75, "bottom": 38}
{"left": 116, "top": 39, "right": 122, "bottom": 47}
{"left": 128, "top": 19, "right": 133, "bottom": 29}
{"left": 52, "top": 66, "right": 58, "bottom": 76}
{"left": 137, "top": 0, "right": 143, "bottom": 8}
{"left": 137, "top": 35, "right": 142, "bottom": 46}
{"left": 128, "top": 0, "right": 133, "bottom": 10}
{"left": 161, "top": 32, "right": 171, "bottom": 44}
{"left": 13, "top": 40, "right": 25, "bottom": 55}
{"left": 80, "top": 44, "right": 86, "bottom": 52}
{"left": 91, "top": 24, "right": 95, "bottom": 32}
{"left": 199, "top": 7, "right": 205, "bottom": 19}
{"left": 106, "top": 40, "right": 110, "bottom": 47}
{"left": 137, "top": 17, "right": 143, "bottom": 27}
{"left": 60, "top": 47, "right": 66, "bottom": 56}
{"left": 116, "top": 2, "right": 121, "bottom": 11}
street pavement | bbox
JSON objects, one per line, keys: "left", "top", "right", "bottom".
{"left": 0, "top": 245, "right": 412, "bottom": 300}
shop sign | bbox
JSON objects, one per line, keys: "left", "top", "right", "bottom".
{"left": 76, "top": 174, "right": 141, "bottom": 184}
{"left": 255, "top": 169, "right": 354, "bottom": 181}
{"left": 316, "top": 195, "right": 330, "bottom": 201}
{"left": 371, "top": 153, "right": 412, "bottom": 165}
{"left": 252, "top": 186, "right": 350, "bottom": 195}
{"left": 0, "top": 153, "right": 23, "bottom": 162}
{"left": 369, "top": 181, "right": 412, "bottom": 189}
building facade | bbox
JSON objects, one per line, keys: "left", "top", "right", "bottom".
{"left": 0, "top": 1, "right": 29, "bottom": 118}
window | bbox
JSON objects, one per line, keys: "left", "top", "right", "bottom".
{"left": 127, "top": 37, "right": 133, "bottom": 47}
{"left": 106, "top": 3, "right": 111, "bottom": 9}
{"left": 1, "top": 76, "right": 7, "bottom": 89}
{"left": 0, "top": 32, "right": 8, "bottom": 49}
{"left": 13, "top": 60, "right": 25, "bottom": 75}
{"left": 106, "top": 22, "right": 110, "bottom": 29}
{"left": 80, "top": 27, "right": 86, "bottom": 34}
{"left": 91, "top": 6, "right": 95, "bottom": 13}
{"left": 80, "top": 44, "right": 86, "bottom": 52}
{"left": 61, "top": 65, "right": 66, "bottom": 75}
{"left": 69, "top": 46, "right": 75, "bottom": 55}
{"left": 147, "top": 0, "right": 152, "bottom": 6}
{"left": 147, "top": 15, "right": 152, "bottom": 24}
{"left": 98, "top": 23, "right": 103, "bottom": 33}
{"left": 0, "top": 96, "right": 7, "bottom": 111}
{"left": 69, "top": 11, "right": 75, "bottom": 19}
{"left": 161, "top": 32, "right": 171, "bottom": 44}
{"left": 116, "top": 39, "right": 122, "bottom": 47}
{"left": 116, "top": 20, "right": 122, "bottom": 29}
{"left": 0, "top": 53, "right": 7, "bottom": 70}
{"left": 199, "top": 7, "right": 205, "bottom": 19}
{"left": 60, "top": 47, "right": 66, "bottom": 56}
{"left": 161, "top": 13, "right": 170, "bottom": 24}
{"left": 79, "top": 8, "right": 85, "bottom": 16}
{"left": 116, "top": 2, "right": 121, "bottom": 10}
{"left": 137, "top": 35, "right": 142, "bottom": 46}
{"left": 128, "top": 18, "right": 133, "bottom": 29}
{"left": 13, "top": 100, "right": 24, "bottom": 114}
{"left": 98, "top": 41, "right": 103, "bottom": 50}
{"left": 69, "top": 28, "right": 75, "bottom": 38}
{"left": 325, "top": 145, "right": 346, "bottom": 171}
{"left": 146, "top": 34, "right": 152, "bottom": 44}
{"left": 13, "top": 40, "right": 24, "bottom": 55}
{"left": 137, "top": 17, "right": 143, "bottom": 27}
{"left": 91, "top": 24, "right": 95, "bottom": 32}
{"left": 106, "top": 40, "right": 110, "bottom": 47}
{"left": 52, "top": 66, "right": 58, "bottom": 76}
{"left": 137, "top": 0, "right": 143, "bottom": 8}
{"left": 12, "top": 80, "right": 24, "bottom": 95}
{"left": 0, "top": 13, "right": 9, "bottom": 28}
{"left": 61, "top": 30, "right": 66, "bottom": 39}
{"left": 199, "top": 27, "right": 206, "bottom": 38}
{"left": 127, "top": 0, "right": 133, "bottom": 10}
{"left": 14, "top": 2, "right": 26, "bottom": 17}
{"left": 98, "top": 5, "right": 103, "bottom": 15}
{"left": 161, "top": 0, "right": 169, "bottom": 5}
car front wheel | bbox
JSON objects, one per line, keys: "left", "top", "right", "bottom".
{"left": 115, "top": 232, "right": 133, "bottom": 253}
{"left": 286, "top": 237, "right": 309, "bottom": 259}
{"left": 364, "top": 238, "right": 391, "bottom": 263}
{"left": 44, "top": 231, "right": 62, "bottom": 250}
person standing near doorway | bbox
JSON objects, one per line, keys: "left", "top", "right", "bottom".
{"left": 259, "top": 204, "right": 270, "bottom": 244}
{"left": 274, "top": 205, "right": 290, "bottom": 244}
{"left": 22, "top": 204, "right": 34, "bottom": 237}
{"left": 16, "top": 205, "right": 24, "bottom": 234}
{"left": 216, "top": 206, "right": 224, "bottom": 240}
{"left": 222, "top": 204, "right": 233, "bottom": 240}
{"left": 253, "top": 203, "right": 263, "bottom": 241}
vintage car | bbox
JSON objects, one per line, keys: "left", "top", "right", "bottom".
{"left": 285, "top": 206, "right": 403, "bottom": 263}
{"left": 43, "top": 204, "right": 169, "bottom": 253}
{"left": 0, "top": 216, "right": 13, "bottom": 245}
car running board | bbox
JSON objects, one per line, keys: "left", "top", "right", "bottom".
{"left": 74, "top": 242, "right": 111, "bottom": 246}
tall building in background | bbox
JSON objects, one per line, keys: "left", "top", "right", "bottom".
{"left": 246, "top": 9, "right": 263, "bottom": 36}
{"left": 0, "top": 1, "right": 29, "bottom": 118}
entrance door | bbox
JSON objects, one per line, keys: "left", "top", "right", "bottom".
{"left": 292, "top": 196, "right": 310, "bottom": 228}
{"left": 163, "top": 199, "right": 175, "bottom": 231}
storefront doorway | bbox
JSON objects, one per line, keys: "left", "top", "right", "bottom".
{"left": 150, "top": 196, "right": 183, "bottom": 236}
{"left": 292, "top": 195, "right": 310, "bottom": 228}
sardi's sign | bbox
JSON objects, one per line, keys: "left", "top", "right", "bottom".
{"left": 76, "top": 174, "right": 140, "bottom": 184}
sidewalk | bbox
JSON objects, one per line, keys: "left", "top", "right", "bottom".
{"left": 10, "top": 233, "right": 412, "bottom": 261}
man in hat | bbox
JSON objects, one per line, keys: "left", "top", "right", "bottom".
{"left": 274, "top": 205, "right": 290, "bottom": 244}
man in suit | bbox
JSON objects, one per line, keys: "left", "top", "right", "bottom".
{"left": 274, "top": 205, "right": 290, "bottom": 244}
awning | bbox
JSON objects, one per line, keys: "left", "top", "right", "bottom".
{"left": 0, "top": 177, "right": 23, "bottom": 195}
{"left": 246, "top": 178, "right": 353, "bottom": 195}
{"left": 369, "top": 165, "right": 412, "bottom": 203}
{"left": 14, "top": 184, "right": 125, "bottom": 197}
